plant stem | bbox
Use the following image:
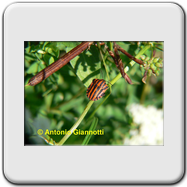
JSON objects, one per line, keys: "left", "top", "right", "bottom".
{"left": 111, "top": 45, "right": 151, "bottom": 85}
{"left": 97, "top": 42, "right": 110, "bottom": 82}
{"left": 88, "top": 45, "right": 151, "bottom": 123}
{"left": 88, "top": 92, "right": 111, "bottom": 120}
{"left": 82, "top": 117, "right": 98, "bottom": 145}
{"left": 129, "top": 45, "right": 150, "bottom": 66}
{"left": 57, "top": 100, "right": 94, "bottom": 145}
{"left": 140, "top": 77, "right": 150, "bottom": 104}
{"left": 51, "top": 87, "right": 86, "bottom": 110}
{"left": 56, "top": 44, "right": 151, "bottom": 145}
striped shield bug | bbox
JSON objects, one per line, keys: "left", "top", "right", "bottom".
{"left": 86, "top": 79, "right": 109, "bottom": 101}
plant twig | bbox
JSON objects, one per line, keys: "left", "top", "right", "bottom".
{"left": 142, "top": 70, "right": 148, "bottom": 84}
{"left": 110, "top": 44, "right": 151, "bottom": 85}
{"left": 56, "top": 101, "right": 94, "bottom": 145}
{"left": 55, "top": 44, "right": 151, "bottom": 146}
{"left": 51, "top": 87, "right": 86, "bottom": 110}
{"left": 97, "top": 42, "right": 110, "bottom": 82}
{"left": 113, "top": 42, "right": 132, "bottom": 84}
{"left": 26, "top": 42, "right": 94, "bottom": 86}
{"left": 115, "top": 44, "right": 146, "bottom": 66}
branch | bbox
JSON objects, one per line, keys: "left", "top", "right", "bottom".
{"left": 113, "top": 42, "right": 132, "bottom": 84}
{"left": 26, "top": 42, "right": 94, "bottom": 86}
{"left": 115, "top": 44, "right": 146, "bottom": 66}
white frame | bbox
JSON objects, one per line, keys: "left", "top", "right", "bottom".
{"left": 3, "top": 2, "right": 184, "bottom": 184}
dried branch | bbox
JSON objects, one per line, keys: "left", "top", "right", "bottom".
{"left": 115, "top": 44, "right": 145, "bottom": 66}
{"left": 114, "top": 42, "right": 132, "bottom": 84}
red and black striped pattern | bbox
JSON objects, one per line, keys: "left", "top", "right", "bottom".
{"left": 86, "top": 79, "right": 109, "bottom": 101}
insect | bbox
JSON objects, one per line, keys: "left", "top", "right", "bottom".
{"left": 86, "top": 79, "right": 109, "bottom": 101}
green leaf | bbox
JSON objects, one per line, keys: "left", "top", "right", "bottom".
{"left": 44, "top": 93, "right": 54, "bottom": 109}
{"left": 69, "top": 45, "right": 102, "bottom": 87}
{"left": 30, "top": 43, "right": 43, "bottom": 53}
{"left": 43, "top": 53, "right": 50, "bottom": 64}
{"left": 38, "top": 62, "right": 46, "bottom": 72}
{"left": 26, "top": 62, "right": 38, "bottom": 74}
{"left": 49, "top": 56, "right": 55, "bottom": 65}
{"left": 43, "top": 43, "right": 59, "bottom": 57}
{"left": 56, "top": 42, "right": 66, "bottom": 50}
{"left": 82, "top": 117, "right": 98, "bottom": 145}
{"left": 115, "top": 41, "right": 130, "bottom": 51}
{"left": 39, "top": 134, "right": 57, "bottom": 145}
{"left": 62, "top": 42, "right": 80, "bottom": 49}
{"left": 42, "top": 88, "right": 53, "bottom": 97}
{"left": 32, "top": 113, "right": 51, "bottom": 131}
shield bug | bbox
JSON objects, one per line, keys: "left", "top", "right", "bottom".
{"left": 86, "top": 79, "right": 109, "bottom": 101}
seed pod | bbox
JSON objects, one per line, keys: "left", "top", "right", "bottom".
{"left": 155, "top": 63, "right": 163, "bottom": 68}
{"left": 153, "top": 57, "right": 159, "bottom": 63}
{"left": 155, "top": 70, "right": 160, "bottom": 76}
{"left": 26, "top": 42, "right": 93, "bottom": 86}
{"left": 140, "top": 55, "right": 146, "bottom": 60}
{"left": 145, "top": 57, "right": 150, "bottom": 62}
{"left": 150, "top": 64, "right": 157, "bottom": 71}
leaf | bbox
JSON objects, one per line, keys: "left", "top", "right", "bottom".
{"left": 44, "top": 93, "right": 54, "bottom": 110}
{"left": 43, "top": 53, "right": 51, "bottom": 64}
{"left": 42, "top": 88, "right": 53, "bottom": 97}
{"left": 62, "top": 42, "right": 80, "bottom": 49}
{"left": 30, "top": 43, "right": 43, "bottom": 53}
{"left": 38, "top": 62, "right": 46, "bottom": 72}
{"left": 32, "top": 113, "right": 51, "bottom": 131}
{"left": 56, "top": 42, "right": 66, "bottom": 50}
{"left": 49, "top": 56, "right": 55, "bottom": 65}
{"left": 26, "top": 62, "right": 38, "bottom": 74}
{"left": 43, "top": 43, "right": 59, "bottom": 57}
{"left": 82, "top": 117, "right": 98, "bottom": 145}
{"left": 115, "top": 41, "right": 130, "bottom": 51}
{"left": 69, "top": 45, "right": 102, "bottom": 87}
{"left": 39, "top": 134, "right": 57, "bottom": 145}
{"left": 53, "top": 92, "right": 64, "bottom": 104}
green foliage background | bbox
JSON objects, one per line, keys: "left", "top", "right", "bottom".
{"left": 24, "top": 41, "right": 163, "bottom": 145}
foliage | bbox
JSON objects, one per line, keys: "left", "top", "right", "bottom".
{"left": 24, "top": 41, "right": 163, "bottom": 145}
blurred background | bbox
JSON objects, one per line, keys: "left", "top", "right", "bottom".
{"left": 24, "top": 41, "right": 163, "bottom": 145}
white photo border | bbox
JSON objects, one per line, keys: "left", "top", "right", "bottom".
{"left": 3, "top": 2, "right": 185, "bottom": 184}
